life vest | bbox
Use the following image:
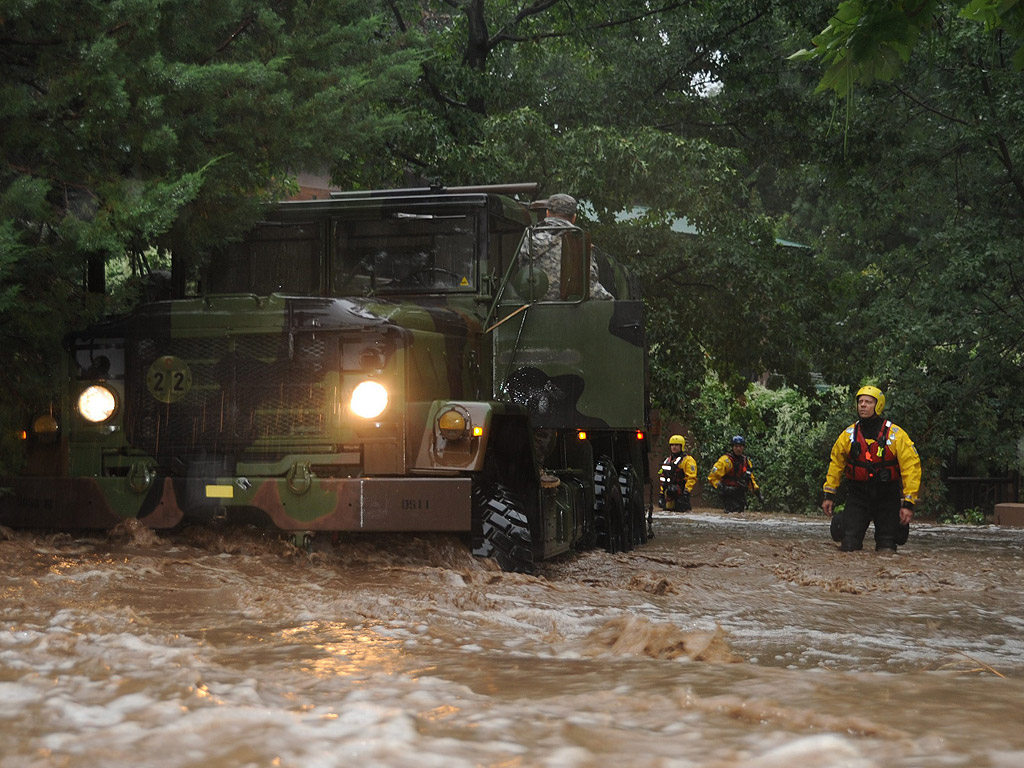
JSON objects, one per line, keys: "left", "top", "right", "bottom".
{"left": 845, "top": 420, "right": 899, "bottom": 483}
{"left": 723, "top": 455, "right": 751, "bottom": 487}
{"left": 660, "top": 454, "right": 688, "bottom": 486}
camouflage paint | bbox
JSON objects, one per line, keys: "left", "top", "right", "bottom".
{"left": 494, "top": 300, "right": 647, "bottom": 430}
{"left": 1, "top": 188, "right": 650, "bottom": 559}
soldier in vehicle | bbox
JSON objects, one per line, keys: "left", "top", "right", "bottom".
{"left": 821, "top": 385, "right": 920, "bottom": 553}
{"left": 658, "top": 434, "right": 697, "bottom": 511}
{"left": 708, "top": 435, "right": 761, "bottom": 513}
{"left": 519, "top": 193, "right": 613, "bottom": 301}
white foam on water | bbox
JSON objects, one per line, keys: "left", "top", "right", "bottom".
{"left": 1, "top": 517, "right": 1023, "bottom": 767}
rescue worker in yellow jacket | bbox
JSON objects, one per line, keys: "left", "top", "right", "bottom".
{"left": 821, "top": 385, "right": 921, "bottom": 552}
{"left": 708, "top": 435, "right": 761, "bottom": 513}
{"left": 658, "top": 434, "right": 697, "bottom": 511}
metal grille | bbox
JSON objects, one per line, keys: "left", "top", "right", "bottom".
{"left": 126, "top": 332, "right": 330, "bottom": 458}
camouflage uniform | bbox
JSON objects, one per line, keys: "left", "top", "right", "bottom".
{"left": 520, "top": 216, "right": 613, "bottom": 301}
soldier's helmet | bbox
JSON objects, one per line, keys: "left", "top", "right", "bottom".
{"left": 546, "top": 193, "right": 577, "bottom": 216}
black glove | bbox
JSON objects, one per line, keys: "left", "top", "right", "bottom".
{"left": 830, "top": 510, "right": 844, "bottom": 542}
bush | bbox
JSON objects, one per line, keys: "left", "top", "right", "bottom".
{"left": 687, "top": 375, "right": 852, "bottom": 515}
{"left": 937, "top": 507, "right": 987, "bottom": 525}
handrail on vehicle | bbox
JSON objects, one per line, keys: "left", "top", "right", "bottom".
{"left": 330, "top": 182, "right": 540, "bottom": 199}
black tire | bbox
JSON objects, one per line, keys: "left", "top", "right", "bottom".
{"left": 472, "top": 484, "right": 534, "bottom": 573}
{"left": 567, "top": 476, "right": 597, "bottom": 551}
{"left": 617, "top": 488, "right": 633, "bottom": 552}
{"left": 595, "top": 456, "right": 625, "bottom": 553}
{"left": 471, "top": 480, "right": 494, "bottom": 558}
{"left": 619, "top": 464, "right": 647, "bottom": 546}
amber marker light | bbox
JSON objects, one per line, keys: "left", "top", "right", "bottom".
{"left": 472, "top": 426, "right": 483, "bottom": 437}
{"left": 577, "top": 430, "right": 587, "bottom": 440}
{"left": 636, "top": 430, "right": 645, "bottom": 440}
{"left": 33, "top": 414, "right": 59, "bottom": 435}
{"left": 438, "top": 408, "right": 468, "bottom": 440}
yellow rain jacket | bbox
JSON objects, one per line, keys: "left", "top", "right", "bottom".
{"left": 707, "top": 453, "right": 760, "bottom": 492}
{"left": 823, "top": 420, "right": 921, "bottom": 505}
{"left": 660, "top": 452, "right": 698, "bottom": 493}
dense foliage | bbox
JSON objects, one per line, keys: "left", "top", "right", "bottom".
{"left": 788, "top": 0, "right": 1024, "bottom": 495}
{"left": 688, "top": 379, "right": 848, "bottom": 515}
{"left": 0, "top": 0, "right": 424, "bottom": 464}
{"left": 2, "top": 0, "right": 1021, "bottom": 511}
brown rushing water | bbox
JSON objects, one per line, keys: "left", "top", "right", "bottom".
{"left": 1, "top": 509, "right": 1022, "bottom": 768}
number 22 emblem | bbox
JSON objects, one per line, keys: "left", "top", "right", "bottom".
{"left": 147, "top": 356, "right": 193, "bottom": 403}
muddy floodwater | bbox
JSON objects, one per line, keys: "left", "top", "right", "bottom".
{"left": 2, "top": 509, "right": 1023, "bottom": 768}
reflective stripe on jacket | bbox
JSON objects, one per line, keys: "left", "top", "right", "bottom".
{"left": 659, "top": 453, "right": 697, "bottom": 493}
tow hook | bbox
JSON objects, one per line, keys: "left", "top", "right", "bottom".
{"left": 286, "top": 462, "right": 312, "bottom": 495}
{"left": 127, "top": 462, "right": 155, "bottom": 494}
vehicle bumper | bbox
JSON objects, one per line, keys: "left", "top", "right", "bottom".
{"left": 0, "top": 475, "right": 472, "bottom": 532}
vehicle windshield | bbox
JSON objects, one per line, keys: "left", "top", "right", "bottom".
{"left": 333, "top": 211, "right": 477, "bottom": 295}
{"left": 207, "top": 221, "right": 322, "bottom": 295}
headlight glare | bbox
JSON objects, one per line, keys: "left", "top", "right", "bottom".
{"left": 350, "top": 380, "right": 389, "bottom": 419}
{"left": 78, "top": 385, "right": 117, "bottom": 423}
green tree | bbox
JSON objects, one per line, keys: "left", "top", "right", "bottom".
{"left": 0, "top": 0, "right": 424, "bottom": 469}
{"left": 8, "top": 0, "right": 1016, "bottom": 515}
{"left": 788, "top": 0, "right": 1024, "bottom": 492}
{"left": 384, "top": 1, "right": 837, "bottom": 418}
{"left": 391, "top": 0, "right": 1024, "bottom": 506}
{"left": 791, "top": 0, "right": 1024, "bottom": 97}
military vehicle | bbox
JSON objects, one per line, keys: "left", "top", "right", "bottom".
{"left": 2, "top": 185, "right": 651, "bottom": 571}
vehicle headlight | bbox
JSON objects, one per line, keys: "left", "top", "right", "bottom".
{"left": 78, "top": 384, "right": 118, "bottom": 423}
{"left": 350, "top": 380, "right": 389, "bottom": 419}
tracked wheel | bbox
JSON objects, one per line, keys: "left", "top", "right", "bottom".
{"left": 472, "top": 483, "right": 534, "bottom": 573}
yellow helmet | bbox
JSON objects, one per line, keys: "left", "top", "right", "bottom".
{"left": 669, "top": 434, "right": 685, "bottom": 448}
{"left": 855, "top": 385, "right": 886, "bottom": 416}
